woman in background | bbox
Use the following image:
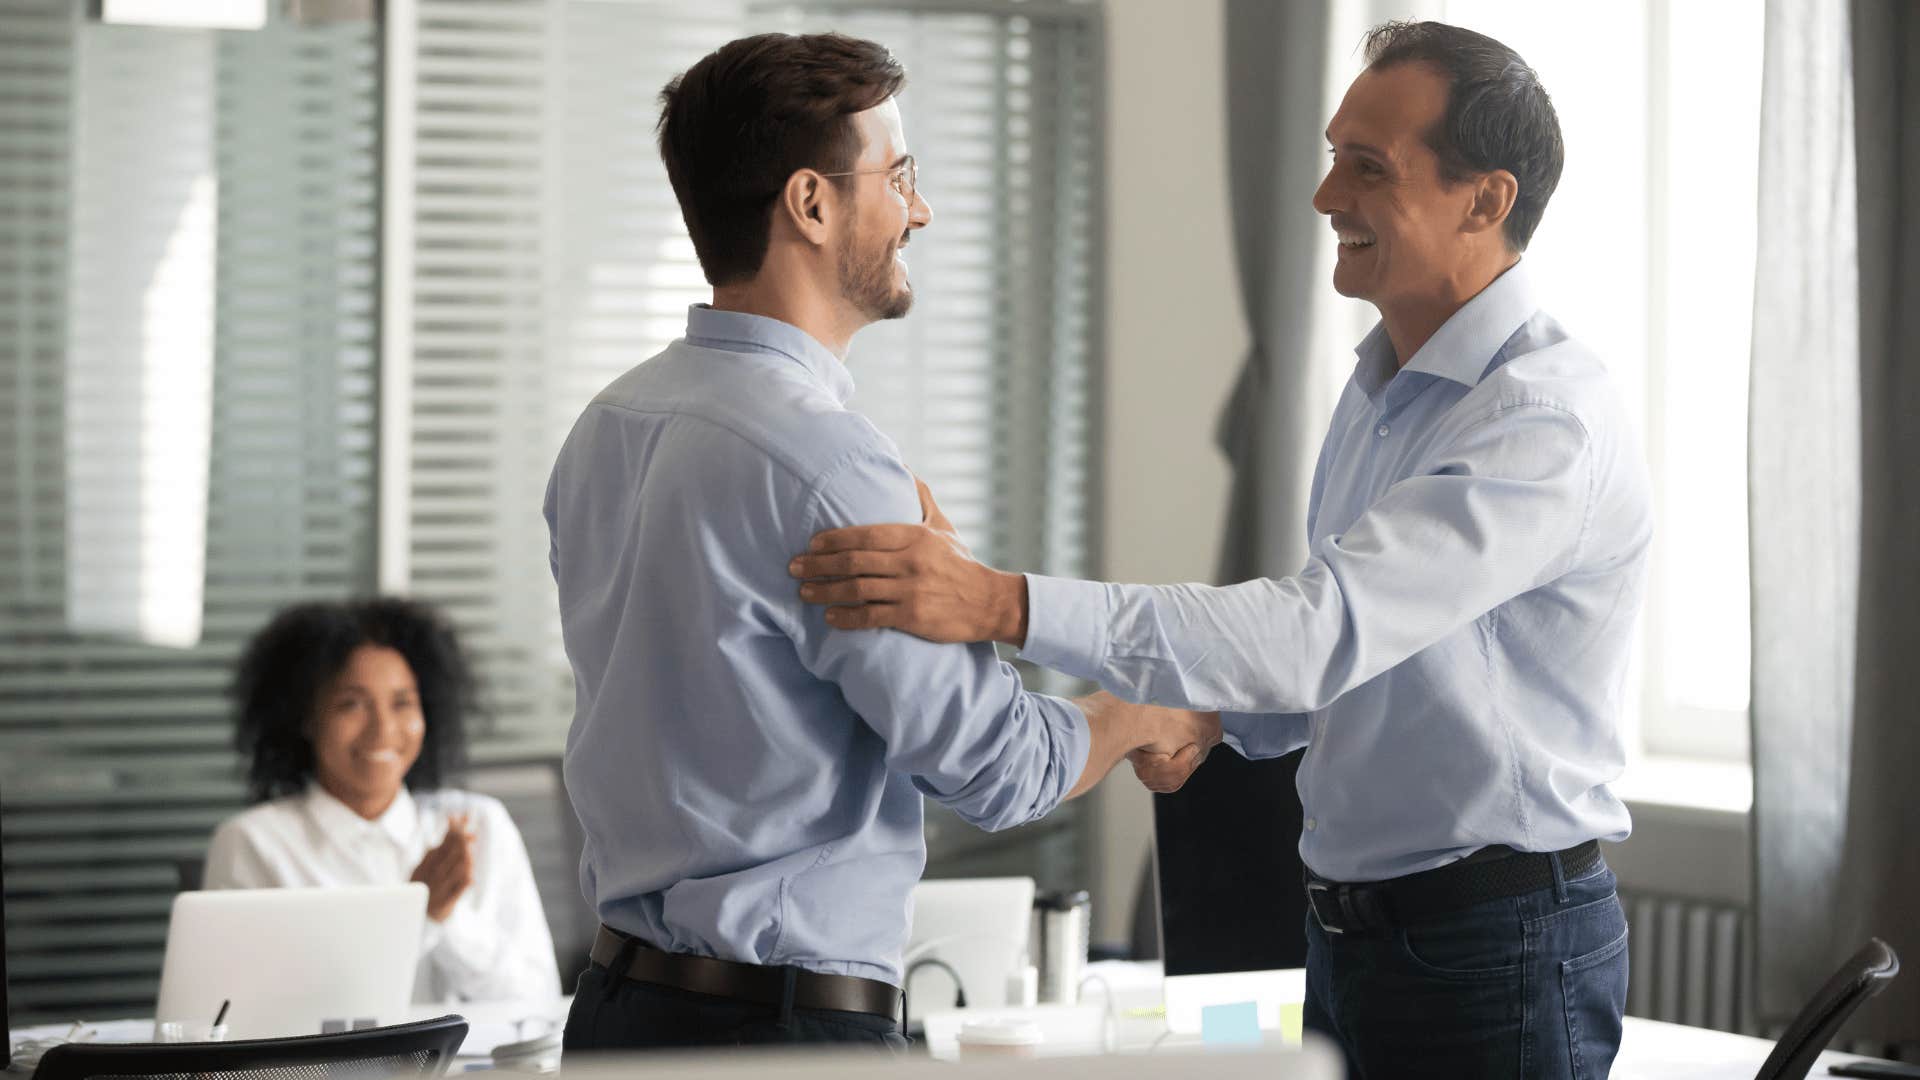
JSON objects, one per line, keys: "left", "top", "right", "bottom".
{"left": 205, "top": 597, "right": 560, "bottom": 1003}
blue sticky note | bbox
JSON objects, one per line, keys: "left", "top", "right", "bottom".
{"left": 1200, "top": 1000, "right": 1263, "bottom": 1046}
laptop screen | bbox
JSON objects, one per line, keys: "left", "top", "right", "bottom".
{"left": 1151, "top": 748, "right": 1308, "bottom": 975}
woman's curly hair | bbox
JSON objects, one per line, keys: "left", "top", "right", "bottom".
{"left": 231, "top": 597, "right": 476, "bottom": 803}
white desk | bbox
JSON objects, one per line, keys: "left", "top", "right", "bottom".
{"left": 400, "top": 995, "right": 571, "bottom": 1059}
{"left": 10, "top": 992, "right": 1897, "bottom": 1077}
{"left": 1615, "top": 1016, "right": 1882, "bottom": 1079}
{"left": 913, "top": 960, "right": 1890, "bottom": 1078}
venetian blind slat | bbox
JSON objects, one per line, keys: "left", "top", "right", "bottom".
{"left": 0, "top": 7, "right": 379, "bottom": 1025}
{"left": 400, "top": 0, "right": 1099, "bottom": 746}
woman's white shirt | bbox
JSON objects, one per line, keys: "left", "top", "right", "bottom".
{"left": 203, "top": 783, "right": 561, "bottom": 1004}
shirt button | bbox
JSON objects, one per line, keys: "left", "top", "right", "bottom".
{"left": 1305, "top": 817, "right": 1318, "bottom": 831}
{"left": 1376, "top": 423, "right": 1390, "bottom": 438}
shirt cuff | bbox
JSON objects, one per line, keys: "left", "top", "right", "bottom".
{"left": 1018, "top": 574, "right": 1110, "bottom": 683}
{"left": 1054, "top": 694, "right": 1094, "bottom": 800}
{"left": 423, "top": 900, "right": 494, "bottom": 978}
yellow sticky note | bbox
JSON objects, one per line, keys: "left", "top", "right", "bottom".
{"left": 1279, "top": 1001, "right": 1304, "bottom": 1045}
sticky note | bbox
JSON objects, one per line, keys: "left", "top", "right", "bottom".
{"left": 1200, "top": 1000, "right": 1263, "bottom": 1046}
{"left": 1279, "top": 1002, "right": 1304, "bottom": 1045}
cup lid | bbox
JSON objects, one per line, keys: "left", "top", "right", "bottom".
{"left": 958, "top": 1018, "right": 1044, "bottom": 1046}
{"left": 1034, "top": 889, "right": 1091, "bottom": 911}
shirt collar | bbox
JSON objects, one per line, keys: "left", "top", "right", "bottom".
{"left": 1352, "top": 261, "right": 1540, "bottom": 398}
{"left": 684, "top": 304, "right": 856, "bottom": 406}
{"left": 303, "top": 780, "right": 419, "bottom": 847}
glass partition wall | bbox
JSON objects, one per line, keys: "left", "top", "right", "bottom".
{"left": 0, "top": 0, "right": 379, "bottom": 1022}
{"left": 0, "top": 0, "right": 1103, "bottom": 1023}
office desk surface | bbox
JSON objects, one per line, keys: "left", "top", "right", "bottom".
{"left": 1615, "top": 1016, "right": 1884, "bottom": 1079}
{"left": 400, "top": 995, "right": 571, "bottom": 1058}
{"left": 413, "top": 994, "right": 1889, "bottom": 1077}
{"left": 12, "top": 997, "right": 1894, "bottom": 1076}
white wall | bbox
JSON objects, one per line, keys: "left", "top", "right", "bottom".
{"left": 1090, "top": 0, "right": 1245, "bottom": 945}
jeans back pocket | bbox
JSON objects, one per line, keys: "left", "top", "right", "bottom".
{"left": 1561, "top": 925, "right": 1629, "bottom": 1080}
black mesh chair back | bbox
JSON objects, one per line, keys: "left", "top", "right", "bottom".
{"left": 30, "top": 1014, "right": 467, "bottom": 1080}
{"left": 1754, "top": 938, "right": 1901, "bottom": 1080}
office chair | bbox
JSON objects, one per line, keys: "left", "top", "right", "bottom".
{"left": 30, "top": 1014, "right": 467, "bottom": 1080}
{"left": 1754, "top": 938, "right": 1901, "bottom": 1080}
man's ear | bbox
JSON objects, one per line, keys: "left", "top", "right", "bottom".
{"left": 1464, "top": 168, "right": 1518, "bottom": 240}
{"left": 777, "top": 169, "right": 838, "bottom": 248}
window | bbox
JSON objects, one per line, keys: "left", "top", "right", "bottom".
{"left": 0, "top": 6, "right": 379, "bottom": 1022}
{"left": 1, "top": 0, "right": 1103, "bottom": 1022}
{"left": 393, "top": 0, "right": 1102, "bottom": 751}
{"left": 1314, "top": 0, "right": 1764, "bottom": 768}
{"left": 393, "top": 0, "right": 1104, "bottom": 887}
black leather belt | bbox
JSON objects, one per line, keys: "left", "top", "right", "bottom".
{"left": 590, "top": 924, "right": 902, "bottom": 1020}
{"left": 1305, "top": 840, "right": 1604, "bottom": 935}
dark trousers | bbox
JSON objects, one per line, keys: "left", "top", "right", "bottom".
{"left": 1303, "top": 856, "right": 1630, "bottom": 1079}
{"left": 562, "top": 963, "right": 908, "bottom": 1054}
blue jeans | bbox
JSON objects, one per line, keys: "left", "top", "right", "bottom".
{"left": 1303, "top": 857, "right": 1630, "bottom": 1079}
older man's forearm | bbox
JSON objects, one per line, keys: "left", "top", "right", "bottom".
{"left": 1066, "top": 693, "right": 1220, "bottom": 800}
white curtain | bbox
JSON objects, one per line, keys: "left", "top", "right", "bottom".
{"left": 1750, "top": 0, "right": 1919, "bottom": 1049}
{"left": 1213, "top": 0, "right": 1333, "bottom": 583}
{"left": 1831, "top": 0, "right": 1920, "bottom": 1049}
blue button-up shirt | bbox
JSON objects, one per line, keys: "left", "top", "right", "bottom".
{"left": 1022, "top": 265, "right": 1650, "bottom": 882}
{"left": 545, "top": 306, "right": 1089, "bottom": 985}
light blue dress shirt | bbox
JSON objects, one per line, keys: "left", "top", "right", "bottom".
{"left": 1022, "top": 264, "right": 1651, "bottom": 883}
{"left": 544, "top": 305, "right": 1088, "bottom": 986}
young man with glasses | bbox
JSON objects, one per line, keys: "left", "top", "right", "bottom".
{"left": 545, "top": 32, "right": 1218, "bottom": 1054}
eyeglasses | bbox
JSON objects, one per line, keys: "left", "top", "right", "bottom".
{"left": 817, "top": 155, "right": 918, "bottom": 204}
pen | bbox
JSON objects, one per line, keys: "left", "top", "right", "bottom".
{"left": 212, "top": 1000, "right": 230, "bottom": 1030}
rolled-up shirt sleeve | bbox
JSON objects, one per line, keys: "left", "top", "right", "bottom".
{"left": 1220, "top": 711, "right": 1311, "bottom": 760}
{"left": 419, "top": 799, "right": 560, "bottom": 1002}
{"left": 791, "top": 447, "right": 1090, "bottom": 833}
{"left": 1018, "top": 403, "right": 1594, "bottom": 715}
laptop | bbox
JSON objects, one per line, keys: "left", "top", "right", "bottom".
{"left": 155, "top": 884, "right": 427, "bottom": 1039}
{"left": 1152, "top": 750, "right": 1310, "bottom": 1034}
{"left": 907, "top": 877, "right": 1035, "bottom": 1010}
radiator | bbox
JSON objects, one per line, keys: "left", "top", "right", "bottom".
{"left": 1620, "top": 889, "right": 1757, "bottom": 1036}
{"left": 1619, "top": 891, "right": 1920, "bottom": 1062}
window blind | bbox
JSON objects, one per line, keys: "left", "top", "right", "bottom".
{"left": 754, "top": 0, "right": 1104, "bottom": 592}
{"left": 0, "top": 0, "right": 1103, "bottom": 1023}
{"left": 748, "top": 0, "right": 1104, "bottom": 889}
{"left": 398, "top": 0, "right": 1103, "bottom": 756}
{"left": 0, "top": 5, "right": 379, "bottom": 1023}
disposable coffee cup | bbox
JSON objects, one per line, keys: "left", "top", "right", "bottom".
{"left": 957, "top": 1018, "right": 1043, "bottom": 1059}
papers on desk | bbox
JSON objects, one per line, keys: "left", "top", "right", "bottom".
{"left": 399, "top": 996, "right": 570, "bottom": 1060}
{"left": 455, "top": 1018, "right": 560, "bottom": 1059}
{"left": 5, "top": 998, "right": 569, "bottom": 1075}
{"left": 7, "top": 1019, "right": 166, "bottom": 1073}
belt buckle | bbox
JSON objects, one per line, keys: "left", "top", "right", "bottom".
{"left": 1306, "top": 880, "right": 1347, "bottom": 935}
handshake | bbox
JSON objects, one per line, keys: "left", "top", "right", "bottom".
{"left": 1078, "top": 690, "right": 1222, "bottom": 795}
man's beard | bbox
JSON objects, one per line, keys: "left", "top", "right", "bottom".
{"left": 838, "top": 222, "right": 914, "bottom": 321}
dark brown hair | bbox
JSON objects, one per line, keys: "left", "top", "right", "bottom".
{"left": 1363, "top": 20, "right": 1564, "bottom": 252}
{"left": 657, "top": 33, "right": 907, "bottom": 286}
